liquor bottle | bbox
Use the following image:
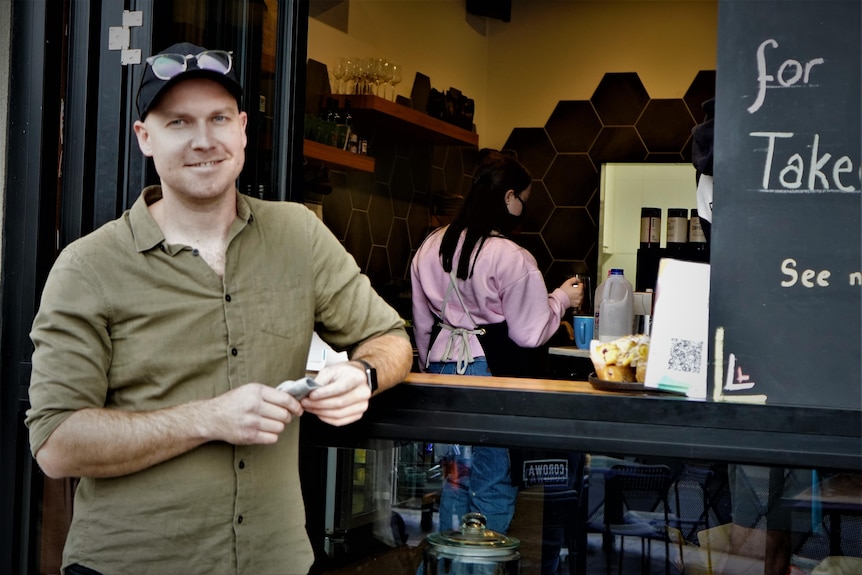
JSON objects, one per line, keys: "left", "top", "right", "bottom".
{"left": 342, "top": 99, "right": 353, "bottom": 128}
{"left": 340, "top": 100, "right": 353, "bottom": 150}
{"left": 327, "top": 99, "right": 341, "bottom": 148}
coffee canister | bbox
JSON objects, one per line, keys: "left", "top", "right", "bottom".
{"left": 665, "top": 208, "right": 689, "bottom": 256}
{"left": 424, "top": 512, "right": 520, "bottom": 575}
{"left": 639, "top": 207, "right": 662, "bottom": 249}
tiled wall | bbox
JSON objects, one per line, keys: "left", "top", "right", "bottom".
{"left": 318, "top": 70, "right": 715, "bottom": 315}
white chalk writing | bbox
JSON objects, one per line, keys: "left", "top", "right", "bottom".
{"left": 779, "top": 258, "right": 861, "bottom": 288}
{"left": 750, "top": 132, "right": 858, "bottom": 192}
{"left": 748, "top": 38, "right": 824, "bottom": 114}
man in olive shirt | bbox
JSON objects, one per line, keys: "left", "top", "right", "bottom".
{"left": 25, "top": 43, "right": 412, "bottom": 575}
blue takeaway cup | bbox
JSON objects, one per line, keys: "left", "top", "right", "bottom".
{"left": 573, "top": 315, "right": 594, "bottom": 349}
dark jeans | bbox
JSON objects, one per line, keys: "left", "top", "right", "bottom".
{"left": 65, "top": 564, "right": 102, "bottom": 575}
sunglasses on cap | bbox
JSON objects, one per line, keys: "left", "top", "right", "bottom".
{"left": 145, "top": 50, "right": 233, "bottom": 81}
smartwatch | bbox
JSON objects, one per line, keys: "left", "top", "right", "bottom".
{"left": 353, "top": 359, "right": 378, "bottom": 393}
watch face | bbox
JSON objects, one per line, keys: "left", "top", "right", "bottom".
{"left": 356, "top": 359, "right": 378, "bottom": 392}
{"left": 367, "top": 367, "right": 378, "bottom": 392}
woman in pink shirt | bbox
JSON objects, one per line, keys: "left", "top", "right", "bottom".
{"left": 410, "top": 149, "right": 582, "bottom": 537}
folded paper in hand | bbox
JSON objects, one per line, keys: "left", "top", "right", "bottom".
{"left": 277, "top": 376, "right": 321, "bottom": 399}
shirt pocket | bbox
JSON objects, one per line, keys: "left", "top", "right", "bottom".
{"left": 255, "top": 276, "right": 314, "bottom": 340}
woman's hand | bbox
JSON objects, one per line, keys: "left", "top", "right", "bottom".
{"left": 559, "top": 276, "right": 584, "bottom": 309}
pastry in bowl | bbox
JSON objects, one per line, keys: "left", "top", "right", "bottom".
{"left": 590, "top": 334, "right": 650, "bottom": 383}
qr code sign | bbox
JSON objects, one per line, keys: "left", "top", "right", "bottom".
{"left": 667, "top": 338, "right": 703, "bottom": 373}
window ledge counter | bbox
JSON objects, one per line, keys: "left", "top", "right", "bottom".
{"left": 302, "top": 373, "right": 862, "bottom": 471}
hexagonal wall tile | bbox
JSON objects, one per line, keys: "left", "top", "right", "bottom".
{"left": 388, "top": 218, "right": 412, "bottom": 280}
{"left": 545, "top": 100, "right": 602, "bottom": 153}
{"left": 684, "top": 70, "right": 716, "bottom": 124}
{"left": 323, "top": 186, "right": 352, "bottom": 241}
{"left": 589, "top": 126, "right": 648, "bottom": 165}
{"left": 345, "top": 210, "right": 372, "bottom": 269}
{"left": 407, "top": 194, "right": 432, "bottom": 250}
{"left": 368, "top": 189, "right": 394, "bottom": 245}
{"left": 348, "top": 171, "right": 373, "bottom": 211}
{"left": 543, "top": 207, "right": 597, "bottom": 261}
{"left": 410, "top": 142, "right": 434, "bottom": 191}
{"left": 366, "top": 246, "right": 391, "bottom": 288}
{"left": 521, "top": 180, "right": 553, "bottom": 233}
{"left": 637, "top": 99, "right": 696, "bottom": 154}
{"left": 503, "top": 127, "right": 556, "bottom": 178}
{"left": 544, "top": 154, "right": 598, "bottom": 207}
{"left": 390, "top": 157, "right": 414, "bottom": 218}
{"left": 591, "top": 72, "right": 649, "bottom": 125}
{"left": 372, "top": 132, "right": 397, "bottom": 183}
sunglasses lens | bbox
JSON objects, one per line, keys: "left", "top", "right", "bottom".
{"left": 147, "top": 51, "right": 233, "bottom": 82}
{"left": 196, "top": 51, "right": 232, "bottom": 75}
{"left": 150, "top": 54, "right": 187, "bottom": 80}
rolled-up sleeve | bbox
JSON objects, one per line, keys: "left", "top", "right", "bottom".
{"left": 27, "top": 249, "right": 113, "bottom": 456}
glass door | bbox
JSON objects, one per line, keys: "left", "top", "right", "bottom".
{"left": 61, "top": 0, "right": 305, "bottom": 239}
{"left": 137, "top": 0, "right": 282, "bottom": 202}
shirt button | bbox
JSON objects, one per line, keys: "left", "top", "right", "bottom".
{"left": 237, "top": 515, "right": 244, "bottom": 524}
{"left": 192, "top": 248, "right": 200, "bottom": 256}
{"left": 239, "top": 460, "right": 245, "bottom": 469}
{"left": 231, "top": 348, "right": 238, "bottom": 356}
{"left": 225, "top": 294, "right": 232, "bottom": 302}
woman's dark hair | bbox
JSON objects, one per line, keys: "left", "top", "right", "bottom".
{"left": 440, "top": 149, "right": 532, "bottom": 279}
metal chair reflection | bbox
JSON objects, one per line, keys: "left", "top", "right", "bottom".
{"left": 670, "top": 463, "right": 714, "bottom": 543}
{"left": 603, "top": 463, "right": 674, "bottom": 575}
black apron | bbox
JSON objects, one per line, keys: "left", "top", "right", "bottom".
{"left": 426, "top": 265, "right": 548, "bottom": 378}
{"left": 474, "top": 321, "right": 548, "bottom": 378}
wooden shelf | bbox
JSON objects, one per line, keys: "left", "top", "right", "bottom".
{"left": 303, "top": 139, "right": 375, "bottom": 173}
{"left": 331, "top": 94, "right": 479, "bottom": 147}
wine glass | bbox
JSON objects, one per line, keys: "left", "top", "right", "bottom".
{"left": 355, "top": 57, "right": 370, "bottom": 94}
{"left": 364, "top": 57, "right": 377, "bottom": 95}
{"left": 333, "top": 57, "right": 346, "bottom": 94}
{"left": 368, "top": 58, "right": 381, "bottom": 97}
{"left": 388, "top": 63, "right": 402, "bottom": 101}
{"left": 342, "top": 57, "right": 356, "bottom": 95}
{"left": 378, "top": 59, "right": 392, "bottom": 99}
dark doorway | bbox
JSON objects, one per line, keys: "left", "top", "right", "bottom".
{"left": 0, "top": 1, "right": 307, "bottom": 572}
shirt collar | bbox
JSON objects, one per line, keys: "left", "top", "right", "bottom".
{"left": 129, "top": 185, "right": 254, "bottom": 254}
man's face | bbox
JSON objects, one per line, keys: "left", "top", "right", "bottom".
{"left": 133, "top": 78, "right": 247, "bottom": 203}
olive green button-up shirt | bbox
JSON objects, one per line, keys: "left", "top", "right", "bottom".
{"left": 26, "top": 186, "right": 408, "bottom": 575}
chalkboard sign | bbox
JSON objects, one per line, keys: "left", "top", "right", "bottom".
{"left": 710, "top": 0, "right": 861, "bottom": 408}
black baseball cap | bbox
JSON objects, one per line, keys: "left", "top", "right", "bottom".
{"left": 136, "top": 42, "right": 243, "bottom": 120}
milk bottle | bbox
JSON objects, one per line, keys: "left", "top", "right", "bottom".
{"left": 594, "top": 269, "right": 634, "bottom": 342}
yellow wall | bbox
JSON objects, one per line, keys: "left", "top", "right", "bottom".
{"left": 308, "top": 0, "right": 491, "bottom": 135}
{"left": 308, "top": 0, "right": 717, "bottom": 149}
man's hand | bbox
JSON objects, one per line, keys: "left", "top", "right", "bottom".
{"left": 300, "top": 362, "right": 371, "bottom": 427}
{"left": 301, "top": 333, "right": 412, "bottom": 427}
{"left": 208, "top": 383, "right": 303, "bottom": 445}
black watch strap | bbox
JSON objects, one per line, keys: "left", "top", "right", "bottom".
{"left": 353, "top": 359, "right": 378, "bottom": 393}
